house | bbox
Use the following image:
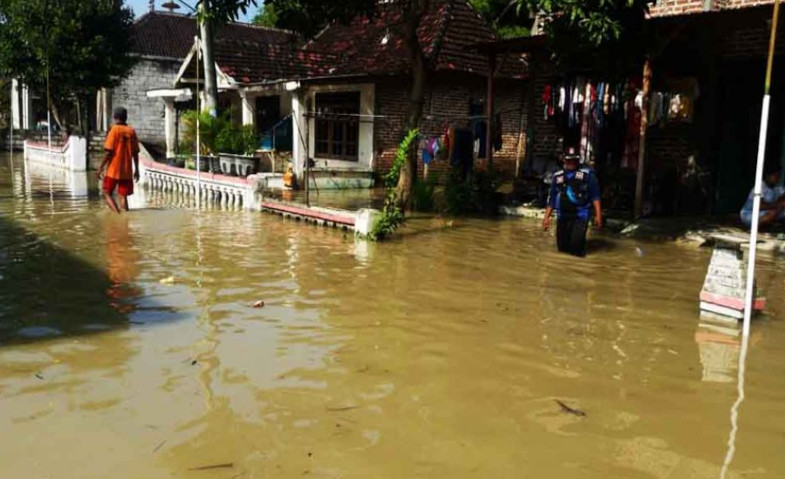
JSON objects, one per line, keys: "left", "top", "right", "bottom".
{"left": 520, "top": 0, "right": 785, "bottom": 217}
{"left": 6, "top": 9, "right": 297, "bottom": 149}
{"left": 111, "top": 9, "right": 299, "bottom": 150}
{"left": 158, "top": 0, "right": 529, "bottom": 188}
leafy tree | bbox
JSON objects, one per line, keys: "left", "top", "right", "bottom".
{"left": 469, "top": 0, "right": 530, "bottom": 39}
{"left": 177, "top": 0, "right": 259, "bottom": 117}
{"left": 252, "top": 3, "right": 278, "bottom": 27}
{"left": 0, "top": 77, "right": 9, "bottom": 130}
{"left": 516, "top": 0, "right": 654, "bottom": 74}
{"left": 0, "top": 0, "right": 135, "bottom": 132}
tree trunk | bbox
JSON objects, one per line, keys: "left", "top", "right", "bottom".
{"left": 395, "top": 0, "right": 429, "bottom": 210}
{"left": 200, "top": 17, "right": 219, "bottom": 118}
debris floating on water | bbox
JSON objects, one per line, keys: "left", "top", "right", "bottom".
{"left": 635, "top": 247, "right": 646, "bottom": 257}
{"left": 34, "top": 373, "right": 44, "bottom": 380}
{"left": 252, "top": 300, "right": 265, "bottom": 308}
{"left": 188, "top": 463, "right": 234, "bottom": 471}
{"left": 555, "top": 399, "right": 586, "bottom": 417}
{"left": 159, "top": 276, "right": 176, "bottom": 285}
{"left": 153, "top": 440, "right": 166, "bottom": 453}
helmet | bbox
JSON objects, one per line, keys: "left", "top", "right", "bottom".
{"left": 562, "top": 146, "right": 581, "bottom": 164}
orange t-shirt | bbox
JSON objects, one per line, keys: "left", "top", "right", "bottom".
{"left": 104, "top": 124, "right": 139, "bottom": 180}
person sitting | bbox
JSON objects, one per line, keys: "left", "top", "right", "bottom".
{"left": 740, "top": 165, "right": 785, "bottom": 228}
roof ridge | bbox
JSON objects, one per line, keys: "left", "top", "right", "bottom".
{"left": 136, "top": 10, "right": 297, "bottom": 36}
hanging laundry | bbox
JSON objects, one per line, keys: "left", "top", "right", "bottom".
{"left": 559, "top": 85, "right": 566, "bottom": 111}
{"left": 428, "top": 137, "right": 440, "bottom": 158}
{"left": 649, "top": 92, "right": 664, "bottom": 127}
{"left": 543, "top": 85, "right": 553, "bottom": 120}
{"left": 452, "top": 128, "right": 474, "bottom": 180}
{"left": 422, "top": 148, "right": 433, "bottom": 165}
{"left": 493, "top": 114, "right": 503, "bottom": 151}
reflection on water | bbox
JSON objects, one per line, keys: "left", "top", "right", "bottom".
{"left": 695, "top": 315, "right": 741, "bottom": 383}
{"left": 1, "top": 153, "right": 785, "bottom": 478}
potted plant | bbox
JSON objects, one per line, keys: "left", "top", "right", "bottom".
{"left": 217, "top": 124, "right": 259, "bottom": 177}
{"left": 181, "top": 110, "right": 225, "bottom": 173}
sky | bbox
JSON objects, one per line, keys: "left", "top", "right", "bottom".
{"left": 125, "top": 0, "right": 257, "bottom": 22}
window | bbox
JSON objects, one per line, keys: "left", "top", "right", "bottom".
{"left": 314, "top": 92, "right": 360, "bottom": 161}
{"left": 255, "top": 96, "right": 280, "bottom": 133}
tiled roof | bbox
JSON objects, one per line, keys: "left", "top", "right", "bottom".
{"left": 213, "top": 39, "right": 333, "bottom": 83}
{"left": 130, "top": 11, "right": 299, "bottom": 59}
{"left": 303, "top": 0, "right": 517, "bottom": 78}
{"left": 176, "top": 0, "right": 526, "bottom": 85}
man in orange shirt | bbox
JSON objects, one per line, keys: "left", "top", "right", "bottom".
{"left": 97, "top": 107, "right": 140, "bottom": 213}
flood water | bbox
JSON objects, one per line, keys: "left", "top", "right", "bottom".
{"left": 1, "top": 153, "right": 785, "bottom": 478}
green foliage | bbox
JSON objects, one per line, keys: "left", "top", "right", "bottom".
{"left": 469, "top": 0, "right": 531, "bottom": 39}
{"left": 412, "top": 174, "right": 437, "bottom": 212}
{"left": 370, "top": 129, "right": 419, "bottom": 241}
{"left": 516, "top": 0, "right": 653, "bottom": 75}
{"left": 0, "top": 0, "right": 136, "bottom": 129}
{"left": 181, "top": 110, "right": 229, "bottom": 156}
{"left": 252, "top": 3, "right": 279, "bottom": 27}
{"left": 193, "top": 0, "right": 260, "bottom": 24}
{"left": 443, "top": 168, "right": 503, "bottom": 216}
{"left": 263, "top": 0, "right": 375, "bottom": 37}
{"left": 383, "top": 129, "right": 419, "bottom": 189}
{"left": 216, "top": 123, "right": 259, "bottom": 156}
{"left": 0, "top": 78, "right": 9, "bottom": 129}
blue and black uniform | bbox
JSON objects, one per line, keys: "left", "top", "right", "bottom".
{"left": 547, "top": 167, "right": 601, "bottom": 257}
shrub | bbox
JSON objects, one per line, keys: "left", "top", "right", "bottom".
{"left": 216, "top": 124, "right": 258, "bottom": 156}
{"left": 181, "top": 110, "right": 228, "bottom": 156}
{"left": 443, "top": 167, "right": 503, "bottom": 216}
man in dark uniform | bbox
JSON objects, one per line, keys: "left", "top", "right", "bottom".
{"left": 542, "top": 147, "right": 602, "bottom": 257}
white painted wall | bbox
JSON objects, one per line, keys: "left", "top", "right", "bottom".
{"left": 304, "top": 83, "right": 375, "bottom": 172}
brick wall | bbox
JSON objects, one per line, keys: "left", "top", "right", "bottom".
{"left": 111, "top": 57, "right": 182, "bottom": 146}
{"left": 650, "top": 0, "right": 775, "bottom": 17}
{"left": 373, "top": 76, "right": 527, "bottom": 180}
{"left": 645, "top": 123, "right": 694, "bottom": 172}
{"left": 721, "top": 23, "right": 785, "bottom": 58}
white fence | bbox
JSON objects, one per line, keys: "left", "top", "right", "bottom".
{"left": 23, "top": 136, "right": 87, "bottom": 171}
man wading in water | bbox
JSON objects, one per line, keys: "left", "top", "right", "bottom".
{"left": 97, "top": 107, "right": 140, "bottom": 214}
{"left": 542, "top": 147, "right": 602, "bottom": 257}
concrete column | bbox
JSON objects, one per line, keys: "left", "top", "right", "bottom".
{"left": 164, "top": 98, "right": 176, "bottom": 158}
{"left": 21, "top": 83, "right": 33, "bottom": 129}
{"left": 239, "top": 90, "right": 255, "bottom": 127}
{"left": 291, "top": 91, "right": 306, "bottom": 178}
{"left": 11, "top": 79, "right": 22, "bottom": 129}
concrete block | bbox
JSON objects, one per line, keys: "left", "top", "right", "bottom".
{"left": 355, "top": 208, "right": 380, "bottom": 237}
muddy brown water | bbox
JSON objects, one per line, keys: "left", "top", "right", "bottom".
{"left": 1, "top": 154, "right": 784, "bottom": 478}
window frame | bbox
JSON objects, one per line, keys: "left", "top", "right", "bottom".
{"left": 313, "top": 91, "right": 361, "bottom": 162}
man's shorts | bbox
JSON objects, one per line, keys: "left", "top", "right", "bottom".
{"left": 740, "top": 208, "right": 785, "bottom": 226}
{"left": 103, "top": 177, "right": 134, "bottom": 196}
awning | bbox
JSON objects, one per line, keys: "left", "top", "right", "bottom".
{"left": 146, "top": 88, "right": 193, "bottom": 102}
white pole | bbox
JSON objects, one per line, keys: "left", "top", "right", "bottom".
{"left": 9, "top": 82, "right": 13, "bottom": 156}
{"left": 195, "top": 36, "right": 201, "bottom": 207}
{"left": 742, "top": 0, "right": 780, "bottom": 338}
{"left": 742, "top": 96, "right": 769, "bottom": 338}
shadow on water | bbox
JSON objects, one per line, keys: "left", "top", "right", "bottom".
{"left": 586, "top": 237, "right": 619, "bottom": 254}
{"left": 0, "top": 213, "right": 181, "bottom": 347}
